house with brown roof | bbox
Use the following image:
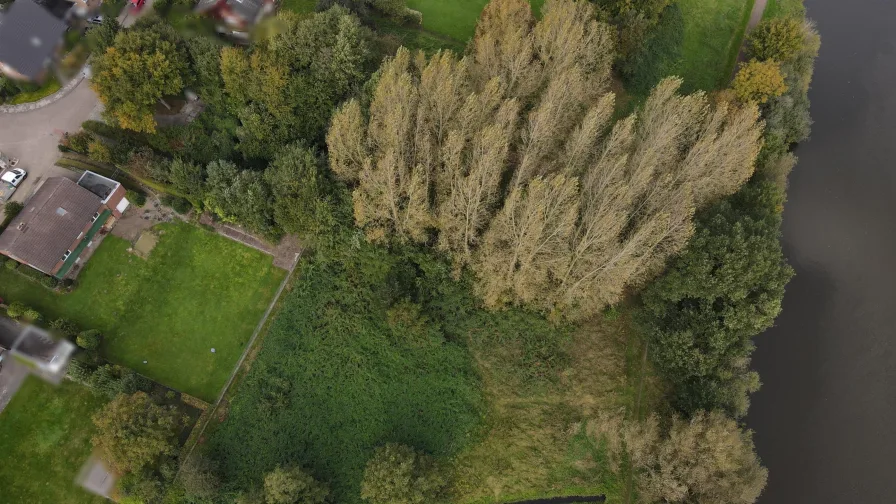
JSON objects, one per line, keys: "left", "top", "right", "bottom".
{"left": 0, "top": 172, "right": 129, "bottom": 279}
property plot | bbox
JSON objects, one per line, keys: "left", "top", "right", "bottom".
{"left": 0, "top": 378, "right": 107, "bottom": 504}
{"left": 0, "top": 222, "right": 285, "bottom": 401}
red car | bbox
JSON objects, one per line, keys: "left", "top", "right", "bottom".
{"left": 129, "top": 0, "right": 146, "bottom": 11}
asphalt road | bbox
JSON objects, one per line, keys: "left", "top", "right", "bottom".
{"left": 0, "top": 78, "right": 100, "bottom": 203}
{"left": 748, "top": 0, "right": 896, "bottom": 502}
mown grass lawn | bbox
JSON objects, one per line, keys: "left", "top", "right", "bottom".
{"left": 677, "top": 0, "right": 754, "bottom": 92}
{"left": 406, "top": 0, "right": 544, "bottom": 44}
{"left": 0, "top": 378, "right": 107, "bottom": 504}
{"left": 0, "top": 222, "right": 285, "bottom": 401}
{"left": 764, "top": 0, "right": 805, "bottom": 20}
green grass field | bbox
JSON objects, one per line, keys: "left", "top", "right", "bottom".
{"left": 676, "top": 0, "right": 754, "bottom": 92}
{"left": 281, "top": 0, "right": 316, "bottom": 14}
{"left": 405, "top": 0, "right": 544, "bottom": 44}
{"left": 0, "top": 222, "right": 285, "bottom": 401}
{"left": 0, "top": 379, "right": 107, "bottom": 504}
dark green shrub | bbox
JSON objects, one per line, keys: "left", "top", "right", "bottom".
{"left": 4, "top": 259, "right": 17, "bottom": 270}
{"left": 65, "top": 131, "right": 94, "bottom": 154}
{"left": 4, "top": 200, "right": 24, "bottom": 219}
{"left": 41, "top": 275, "right": 58, "bottom": 289}
{"left": 120, "top": 369, "right": 153, "bottom": 394}
{"left": 76, "top": 329, "right": 103, "bottom": 350}
{"left": 161, "top": 195, "right": 192, "bottom": 214}
{"left": 90, "top": 365, "right": 126, "bottom": 398}
{"left": 66, "top": 359, "right": 93, "bottom": 384}
{"left": 50, "top": 318, "right": 80, "bottom": 337}
{"left": 126, "top": 189, "right": 147, "bottom": 207}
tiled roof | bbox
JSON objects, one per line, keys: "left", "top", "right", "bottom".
{"left": 0, "top": 178, "right": 102, "bottom": 273}
{"left": 0, "top": 0, "right": 67, "bottom": 80}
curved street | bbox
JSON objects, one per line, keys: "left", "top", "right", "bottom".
{"left": 748, "top": 0, "right": 896, "bottom": 502}
{"left": 0, "top": 78, "right": 100, "bottom": 202}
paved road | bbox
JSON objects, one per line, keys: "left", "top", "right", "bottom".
{"left": 0, "top": 79, "right": 101, "bottom": 203}
{"left": 748, "top": 0, "right": 896, "bottom": 502}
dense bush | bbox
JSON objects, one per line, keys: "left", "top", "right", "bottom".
{"left": 76, "top": 330, "right": 103, "bottom": 350}
{"left": 50, "top": 318, "right": 80, "bottom": 337}
{"left": 5, "top": 301, "right": 27, "bottom": 319}
{"left": 126, "top": 190, "right": 147, "bottom": 207}
{"left": 22, "top": 308, "right": 41, "bottom": 322}
{"left": 748, "top": 17, "right": 804, "bottom": 62}
{"left": 733, "top": 59, "right": 788, "bottom": 104}
{"left": 65, "top": 131, "right": 93, "bottom": 154}
{"left": 360, "top": 443, "right": 448, "bottom": 504}
{"left": 264, "top": 466, "right": 330, "bottom": 504}
{"left": 87, "top": 140, "right": 113, "bottom": 164}
{"left": 161, "top": 195, "right": 192, "bottom": 214}
{"left": 4, "top": 259, "right": 16, "bottom": 270}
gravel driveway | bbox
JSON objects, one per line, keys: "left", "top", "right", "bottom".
{"left": 0, "top": 79, "right": 101, "bottom": 203}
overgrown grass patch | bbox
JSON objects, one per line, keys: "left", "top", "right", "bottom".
{"left": 205, "top": 245, "right": 483, "bottom": 503}
{"left": 676, "top": 0, "right": 754, "bottom": 92}
{"left": 0, "top": 222, "right": 284, "bottom": 401}
{"left": 451, "top": 314, "right": 646, "bottom": 503}
{"left": 0, "top": 378, "right": 107, "bottom": 504}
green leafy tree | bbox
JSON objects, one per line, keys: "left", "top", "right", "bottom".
{"left": 748, "top": 17, "right": 804, "bottom": 62}
{"left": 639, "top": 182, "right": 794, "bottom": 417}
{"left": 732, "top": 59, "right": 788, "bottom": 104}
{"left": 204, "top": 160, "right": 276, "bottom": 237}
{"left": 263, "top": 466, "right": 329, "bottom": 504}
{"left": 264, "top": 144, "right": 332, "bottom": 237}
{"left": 86, "top": 17, "right": 120, "bottom": 54}
{"left": 168, "top": 158, "right": 205, "bottom": 199}
{"left": 91, "top": 392, "right": 183, "bottom": 473}
{"left": 221, "top": 7, "right": 371, "bottom": 159}
{"left": 91, "top": 23, "right": 188, "bottom": 133}
{"left": 360, "top": 443, "right": 448, "bottom": 504}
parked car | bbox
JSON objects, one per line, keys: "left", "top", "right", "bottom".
{"left": 1, "top": 168, "right": 26, "bottom": 203}
{"left": 1, "top": 168, "right": 26, "bottom": 187}
{"left": 87, "top": 15, "right": 103, "bottom": 24}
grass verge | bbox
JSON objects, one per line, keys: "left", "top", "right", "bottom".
{"left": 8, "top": 78, "right": 61, "bottom": 105}
{"left": 0, "top": 222, "right": 285, "bottom": 401}
{"left": 0, "top": 378, "right": 107, "bottom": 504}
{"left": 676, "top": 0, "right": 754, "bottom": 92}
{"left": 763, "top": 0, "right": 806, "bottom": 20}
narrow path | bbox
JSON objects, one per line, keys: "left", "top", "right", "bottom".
{"left": 731, "top": 0, "right": 770, "bottom": 79}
